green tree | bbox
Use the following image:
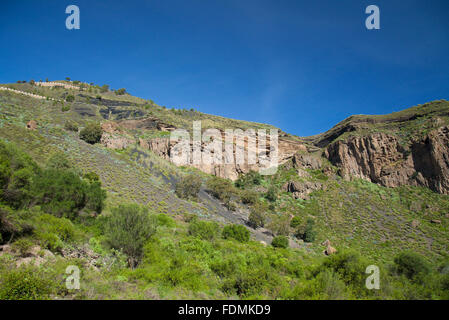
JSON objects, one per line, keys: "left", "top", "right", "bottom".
{"left": 105, "top": 204, "right": 157, "bottom": 268}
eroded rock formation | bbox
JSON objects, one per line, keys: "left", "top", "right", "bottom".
{"left": 324, "top": 126, "right": 449, "bottom": 194}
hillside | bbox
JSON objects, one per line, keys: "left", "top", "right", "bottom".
{"left": 0, "top": 80, "right": 448, "bottom": 300}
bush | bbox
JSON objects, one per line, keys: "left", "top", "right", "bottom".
{"left": 235, "top": 171, "right": 262, "bottom": 189}
{"left": 290, "top": 216, "right": 301, "bottom": 228}
{"left": 248, "top": 204, "right": 267, "bottom": 228}
{"left": 188, "top": 219, "right": 219, "bottom": 240}
{"left": 115, "top": 88, "right": 127, "bottom": 95}
{"left": 46, "top": 152, "right": 71, "bottom": 170}
{"left": 265, "top": 186, "right": 278, "bottom": 202}
{"left": 65, "top": 95, "right": 75, "bottom": 102}
{"left": 272, "top": 236, "right": 289, "bottom": 248}
{"left": 61, "top": 104, "right": 71, "bottom": 112}
{"left": 239, "top": 190, "right": 258, "bottom": 205}
{"left": 222, "top": 224, "right": 250, "bottom": 243}
{"left": 0, "top": 140, "right": 40, "bottom": 208}
{"left": 267, "top": 214, "right": 290, "bottom": 236}
{"left": 175, "top": 174, "right": 202, "bottom": 200}
{"left": 0, "top": 268, "right": 53, "bottom": 300}
{"left": 105, "top": 204, "right": 157, "bottom": 268}
{"left": 206, "top": 176, "right": 235, "bottom": 202}
{"left": 12, "top": 238, "right": 34, "bottom": 256}
{"left": 296, "top": 218, "right": 316, "bottom": 243}
{"left": 64, "top": 121, "right": 78, "bottom": 132}
{"left": 79, "top": 123, "right": 102, "bottom": 144}
{"left": 31, "top": 169, "right": 89, "bottom": 219}
{"left": 394, "top": 251, "right": 431, "bottom": 280}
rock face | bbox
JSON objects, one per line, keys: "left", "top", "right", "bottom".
{"left": 283, "top": 181, "right": 322, "bottom": 200}
{"left": 324, "top": 126, "right": 449, "bottom": 194}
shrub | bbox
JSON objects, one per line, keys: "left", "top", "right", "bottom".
{"left": 64, "top": 121, "right": 78, "bottom": 132}
{"left": 115, "top": 88, "right": 127, "bottom": 95}
{"left": 296, "top": 218, "right": 316, "bottom": 243}
{"left": 290, "top": 216, "right": 301, "bottom": 228}
{"left": 206, "top": 176, "right": 235, "bottom": 202}
{"left": 105, "top": 204, "right": 157, "bottom": 268}
{"left": 12, "top": 238, "right": 34, "bottom": 256}
{"left": 267, "top": 214, "right": 290, "bottom": 236}
{"left": 188, "top": 219, "right": 219, "bottom": 240}
{"left": 394, "top": 251, "right": 431, "bottom": 280}
{"left": 272, "top": 235, "right": 289, "bottom": 248}
{"left": 248, "top": 204, "right": 267, "bottom": 228}
{"left": 0, "top": 140, "right": 40, "bottom": 208}
{"left": 61, "top": 105, "right": 71, "bottom": 112}
{"left": 175, "top": 174, "right": 202, "bottom": 200}
{"left": 0, "top": 268, "right": 53, "bottom": 300}
{"left": 79, "top": 123, "right": 102, "bottom": 144}
{"left": 46, "top": 152, "right": 71, "bottom": 170}
{"left": 321, "top": 250, "right": 368, "bottom": 288}
{"left": 265, "top": 186, "right": 278, "bottom": 202}
{"left": 65, "top": 95, "right": 75, "bottom": 103}
{"left": 222, "top": 224, "right": 250, "bottom": 243}
{"left": 239, "top": 190, "right": 258, "bottom": 205}
{"left": 235, "top": 171, "right": 262, "bottom": 189}
{"left": 100, "top": 84, "right": 109, "bottom": 93}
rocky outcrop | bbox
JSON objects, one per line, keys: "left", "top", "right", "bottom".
{"left": 101, "top": 133, "right": 134, "bottom": 149}
{"left": 283, "top": 181, "right": 322, "bottom": 200}
{"left": 26, "top": 120, "right": 37, "bottom": 130}
{"left": 322, "top": 240, "right": 337, "bottom": 256}
{"left": 324, "top": 126, "right": 449, "bottom": 194}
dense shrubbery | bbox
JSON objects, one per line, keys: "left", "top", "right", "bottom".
{"left": 0, "top": 268, "right": 53, "bottom": 300}
{"left": 0, "top": 141, "right": 105, "bottom": 219}
{"left": 79, "top": 123, "right": 102, "bottom": 144}
{"left": 64, "top": 121, "right": 79, "bottom": 132}
{"left": 105, "top": 204, "right": 157, "bottom": 268}
{"left": 188, "top": 219, "right": 219, "bottom": 240}
{"left": 271, "top": 235, "right": 289, "bottom": 248}
{"left": 235, "top": 171, "right": 262, "bottom": 189}
{"left": 394, "top": 251, "right": 431, "bottom": 280}
{"left": 295, "top": 218, "right": 316, "bottom": 243}
{"left": 175, "top": 174, "right": 202, "bottom": 200}
{"left": 222, "top": 224, "right": 250, "bottom": 243}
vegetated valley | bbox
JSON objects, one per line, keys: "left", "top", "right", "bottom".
{"left": 0, "top": 80, "right": 448, "bottom": 300}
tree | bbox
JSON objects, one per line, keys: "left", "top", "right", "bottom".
{"left": 175, "top": 174, "right": 202, "bottom": 200}
{"left": 222, "top": 224, "right": 250, "bottom": 242}
{"left": 105, "top": 204, "right": 157, "bottom": 268}
{"left": 79, "top": 123, "right": 102, "bottom": 144}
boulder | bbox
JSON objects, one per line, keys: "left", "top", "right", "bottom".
{"left": 26, "top": 120, "right": 37, "bottom": 130}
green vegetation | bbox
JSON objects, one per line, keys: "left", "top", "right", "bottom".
{"left": 271, "top": 236, "right": 289, "bottom": 248}
{"left": 0, "top": 82, "right": 448, "bottom": 300}
{"left": 105, "top": 204, "right": 157, "bottom": 268}
{"left": 79, "top": 123, "right": 102, "bottom": 144}
{"left": 175, "top": 174, "right": 202, "bottom": 200}
{"left": 222, "top": 224, "right": 250, "bottom": 243}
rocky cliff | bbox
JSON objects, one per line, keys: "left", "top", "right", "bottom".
{"left": 324, "top": 126, "right": 449, "bottom": 194}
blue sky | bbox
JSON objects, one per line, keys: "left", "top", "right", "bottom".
{"left": 1, "top": 0, "right": 448, "bottom": 136}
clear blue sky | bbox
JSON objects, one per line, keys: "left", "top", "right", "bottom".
{"left": 1, "top": 0, "right": 448, "bottom": 136}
